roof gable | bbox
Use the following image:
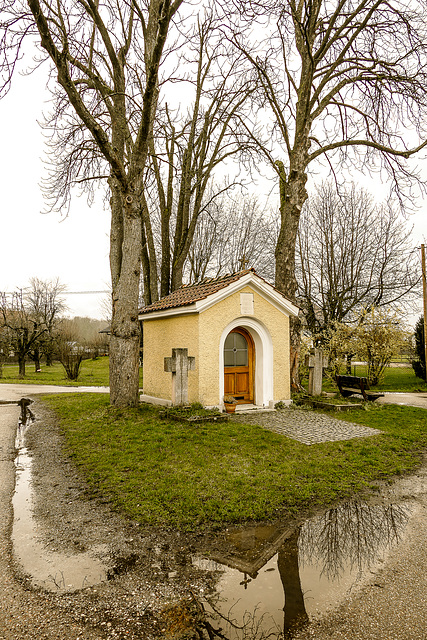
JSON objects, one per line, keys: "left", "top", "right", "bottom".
{"left": 139, "top": 270, "right": 299, "bottom": 319}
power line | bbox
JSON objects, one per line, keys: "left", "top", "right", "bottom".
{"left": 65, "top": 291, "right": 110, "bottom": 295}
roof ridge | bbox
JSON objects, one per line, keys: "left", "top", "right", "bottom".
{"left": 179, "top": 268, "right": 254, "bottom": 290}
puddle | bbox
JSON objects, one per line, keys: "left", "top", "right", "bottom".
{"left": 12, "top": 406, "right": 108, "bottom": 593}
{"left": 194, "top": 500, "right": 414, "bottom": 638}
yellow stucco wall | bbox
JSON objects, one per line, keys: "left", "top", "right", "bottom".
{"left": 142, "top": 314, "right": 199, "bottom": 402}
{"left": 142, "top": 284, "right": 291, "bottom": 406}
{"left": 198, "top": 286, "right": 290, "bottom": 405}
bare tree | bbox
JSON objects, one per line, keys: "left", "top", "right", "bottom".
{"left": 1, "top": 0, "right": 183, "bottom": 406}
{"left": 26, "top": 277, "right": 67, "bottom": 367}
{"left": 141, "top": 14, "right": 251, "bottom": 304}
{"left": 0, "top": 289, "right": 47, "bottom": 377}
{"left": 297, "top": 182, "right": 419, "bottom": 336}
{"left": 185, "top": 194, "right": 277, "bottom": 282}
{"left": 55, "top": 328, "right": 85, "bottom": 381}
{"left": 0, "top": 323, "right": 11, "bottom": 378}
{"left": 231, "top": 0, "right": 427, "bottom": 386}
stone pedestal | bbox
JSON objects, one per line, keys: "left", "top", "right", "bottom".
{"left": 307, "top": 348, "right": 328, "bottom": 396}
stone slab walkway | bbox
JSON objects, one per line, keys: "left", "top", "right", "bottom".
{"left": 232, "top": 408, "right": 382, "bottom": 445}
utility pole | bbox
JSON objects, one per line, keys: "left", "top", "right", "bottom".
{"left": 422, "top": 244, "right": 427, "bottom": 382}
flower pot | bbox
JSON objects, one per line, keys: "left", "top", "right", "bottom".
{"left": 224, "top": 403, "right": 236, "bottom": 413}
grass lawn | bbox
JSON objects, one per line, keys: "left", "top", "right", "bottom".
{"left": 0, "top": 356, "right": 144, "bottom": 388}
{"left": 42, "top": 394, "right": 427, "bottom": 530}
{"left": 322, "top": 364, "right": 427, "bottom": 393}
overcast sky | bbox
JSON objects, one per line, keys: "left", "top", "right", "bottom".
{"left": 1, "top": 64, "right": 111, "bottom": 319}
{"left": 1, "top": 58, "right": 427, "bottom": 323}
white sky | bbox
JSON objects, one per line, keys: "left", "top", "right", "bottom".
{"left": 1, "top": 57, "right": 427, "bottom": 323}
{"left": 0, "top": 65, "right": 111, "bottom": 320}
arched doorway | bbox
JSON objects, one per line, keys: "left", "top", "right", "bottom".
{"left": 224, "top": 327, "right": 254, "bottom": 404}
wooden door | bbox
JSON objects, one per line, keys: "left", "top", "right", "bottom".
{"left": 224, "top": 328, "right": 254, "bottom": 404}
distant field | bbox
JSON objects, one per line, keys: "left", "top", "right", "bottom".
{"left": 1, "top": 354, "right": 424, "bottom": 393}
{"left": 0, "top": 356, "right": 143, "bottom": 388}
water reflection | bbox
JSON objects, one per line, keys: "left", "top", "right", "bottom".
{"left": 13, "top": 402, "right": 108, "bottom": 592}
{"left": 194, "top": 500, "right": 412, "bottom": 639}
{"left": 299, "top": 501, "right": 410, "bottom": 580}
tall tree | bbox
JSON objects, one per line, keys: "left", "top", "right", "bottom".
{"left": 1, "top": 0, "right": 183, "bottom": 405}
{"left": 141, "top": 14, "right": 250, "bottom": 303}
{"left": 231, "top": 0, "right": 427, "bottom": 386}
{"left": 297, "top": 182, "right": 419, "bottom": 336}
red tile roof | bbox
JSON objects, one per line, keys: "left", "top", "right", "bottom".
{"left": 140, "top": 269, "right": 258, "bottom": 314}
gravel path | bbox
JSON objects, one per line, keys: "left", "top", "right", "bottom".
{"left": 0, "top": 404, "right": 103, "bottom": 640}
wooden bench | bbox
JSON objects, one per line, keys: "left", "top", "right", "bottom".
{"left": 336, "top": 375, "right": 384, "bottom": 401}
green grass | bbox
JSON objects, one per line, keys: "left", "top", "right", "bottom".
{"left": 0, "top": 356, "right": 143, "bottom": 388}
{"left": 322, "top": 364, "right": 427, "bottom": 393}
{"left": 42, "top": 394, "right": 427, "bottom": 530}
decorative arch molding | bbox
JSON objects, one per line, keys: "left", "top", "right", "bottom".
{"left": 219, "top": 317, "right": 274, "bottom": 408}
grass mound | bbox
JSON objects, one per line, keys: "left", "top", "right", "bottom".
{"left": 42, "top": 394, "right": 427, "bottom": 530}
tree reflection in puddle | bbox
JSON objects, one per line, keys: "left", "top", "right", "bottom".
{"left": 13, "top": 402, "right": 108, "bottom": 593}
{"left": 192, "top": 500, "right": 413, "bottom": 639}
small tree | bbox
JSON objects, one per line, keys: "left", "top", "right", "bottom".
{"left": 26, "top": 277, "right": 67, "bottom": 367}
{"left": 0, "top": 290, "right": 47, "bottom": 377}
{"left": 318, "top": 322, "right": 357, "bottom": 381}
{"left": 55, "top": 331, "right": 85, "bottom": 381}
{"left": 412, "top": 317, "right": 426, "bottom": 381}
{"left": 355, "top": 309, "right": 407, "bottom": 386}
{"left": 0, "top": 324, "right": 11, "bottom": 378}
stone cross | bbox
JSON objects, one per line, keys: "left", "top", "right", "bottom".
{"left": 164, "top": 348, "right": 195, "bottom": 405}
{"left": 307, "top": 347, "right": 328, "bottom": 396}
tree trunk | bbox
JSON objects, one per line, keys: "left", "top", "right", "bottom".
{"left": 18, "top": 355, "right": 26, "bottom": 378}
{"left": 171, "top": 257, "right": 184, "bottom": 292}
{"left": 278, "top": 529, "right": 309, "bottom": 636}
{"left": 109, "top": 191, "right": 142, "bottom": 407}
{"left": 274, "top": 161, "right": 308, "bottom": 391}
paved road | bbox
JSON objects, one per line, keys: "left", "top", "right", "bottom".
{"left": 378, "top": 391, "right": 427, "bottom": 410}
{"left": 0, "top": 383, "right": 109, "bottom": 403}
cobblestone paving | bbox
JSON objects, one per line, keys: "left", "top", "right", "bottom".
{"left": 232, "top": 407, "right": 382, "bottom": 445}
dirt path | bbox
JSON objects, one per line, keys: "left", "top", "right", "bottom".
{"left": 0, "top": 398, "right": 219, "bottom": 640}
{"left": 0, "top": 403, "right": 104, "bottom": 640}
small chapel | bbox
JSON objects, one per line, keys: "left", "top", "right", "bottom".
{"left": 139, "top": 269, "right": 299, "bottom": 410}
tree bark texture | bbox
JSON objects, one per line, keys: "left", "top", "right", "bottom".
{"left": 274, "top": 159, "right": 308, "bottom": 391}
{"left": 109, "top": 190, "right": 143, "bottom": 406}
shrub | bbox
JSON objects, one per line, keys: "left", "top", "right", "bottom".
{"left": 412, "top": 316, "right": 426, "bottom": 381}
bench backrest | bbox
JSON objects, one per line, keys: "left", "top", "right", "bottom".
{"left": 336, "top": 375, "right": 368, "bottom": 387}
